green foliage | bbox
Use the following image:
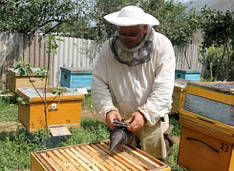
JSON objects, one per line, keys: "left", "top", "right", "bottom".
{"left": 0, "top": 0, "right": 86, "bottom": 35}
{"left": 168, "top": 143, "right": 187, "bottom": 171}
{"left": 200, "top": 7, "right": 233, "bottom": 49}
{"left": 35, "top": 68, "right": 47, "bottom": 79}
{"left": 199, "top": 7, "right": 234, "bottom": 81}
{"left": 59, "top": 0, "right": 199, "bottom": 46}
{"left": 199, "top": 45, "right": 233, "bottom": 81}
{"left": 45, "top": 34, "right": 63, "bottom": 54}
{"left": 168, "top": 114, "right": 187, "bottom": 170}
{"left": 63, "top": 118, "right": 110, "bottom": 146}
{"left": 141, "top": 0, "right": 200, "bottom": 46}
{"left": 16, "top": 96, "right": 28, "bottom": 105}
{"left": 82, "top": 93, "right": 94, "bottom": 111}
{"left": 14, "top": 62, "right": 32, "bottom": 76}
{"left": 51, "top": 87, "right": 67, "bottom": 96}
{"left": 170, "top": 114, "right": 182, "bottom": 137}
{"left": 1, "top": 0, "right": 199, "bottom": 46}
{"left": 0, "top": 99, "right": 18, "bottom": 122}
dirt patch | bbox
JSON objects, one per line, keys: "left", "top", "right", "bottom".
{"left": 0, "top": 122, "right": 23, "bottom": 134}
{"left": 0, "top": 110, "right": 103, "bottom": 134}
{"left": 82, "top": 110, "right": 105, "bottom": 122}
{"left": 172, "top": 136, "right": 180, "bottom": 144}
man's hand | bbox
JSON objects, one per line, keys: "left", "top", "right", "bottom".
{"left": 105, "top": 110, "right": 122, "bottom": 130}
{"left": 126, "top": 112, "right": 146, "bottom": 133}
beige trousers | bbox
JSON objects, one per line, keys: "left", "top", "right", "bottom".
{"left": 131, "top": 114, "right": 169, "bottom": 160}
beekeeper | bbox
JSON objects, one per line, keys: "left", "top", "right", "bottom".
{"left": 91, "top": 5, "right": 175, "bottom": 161}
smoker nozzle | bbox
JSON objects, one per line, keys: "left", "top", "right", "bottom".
{"left": 109, "top": 129, "right": 134, "bottom": 151}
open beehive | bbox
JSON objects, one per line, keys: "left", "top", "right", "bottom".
{"left": 180, "top": 81, "right": 234, "bottom": 127}
{"left": 31, "top": 140, "right": 171, "bottom": 171}
{"left": 178, "top": 82, "right": 234, "bottom": 171}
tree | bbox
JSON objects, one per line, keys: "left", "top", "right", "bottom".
{"left": 140, "top": 0, "right": 200, "bottom": 46}
{"left": 0, "top": 0, "right": 87, "bottom": 35}
{"left": 15, "top": 34, "right": 64, "bottom": 138}
{"left": 61, "top": 0, "right": 199, "bottom": 45}
{"left": 199, "top": 7, "right": 234, "bottom": 81}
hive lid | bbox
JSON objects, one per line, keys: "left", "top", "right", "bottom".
{"left": 17, "top": 87, "right": 84, "bottom": 103}
{"left": 175, "top": 69, "right": 201, "bottom": 74}
{"left": 60, "top": 67, "right": 92, "bottom": 73}
{"left": 174, "top": 79, "right": 190, "bottom": 88}
{"left": 187, "top": 82, "right": 234, "bottom": 94}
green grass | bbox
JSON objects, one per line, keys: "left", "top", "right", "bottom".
{"left": 168, "top": 114, "right": 187, "bottom": 171}
{"left": 170, "top": 114, "right": 182, "bottom": 137}
{"left": 82, "top": 93, "right": 94, "bottom": 111}
{"left": 0, "top": 118, "right": 110, "bottom": 170}
{"left": 168, "top": 143, "right": 187, "bottom": 171}
{"left": 0, "top": 98, "right": 18, "bottom": 122}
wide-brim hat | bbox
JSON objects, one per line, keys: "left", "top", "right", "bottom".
{"left": 104, "top": 6, "right": 159, "bottom": 26}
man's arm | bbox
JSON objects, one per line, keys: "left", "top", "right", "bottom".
{"left": 91, "top": 41, "right": 121, "bottom": 128}
{"left": 138, "top": 35, "right": 175, "bottom": 126}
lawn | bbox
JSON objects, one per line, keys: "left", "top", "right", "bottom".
{"left": 0, "top": 96, "right": 186, "bottom": 171}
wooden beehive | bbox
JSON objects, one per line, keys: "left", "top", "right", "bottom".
{"left": 60, "top": 67, "right": 92, "bottom": 91}
{"left": 31, "top": 140, "right": 171, "bottom": 171}
{"left": 175, "top": 69, "right": 200, "bottom": 82}
{"left": 170, "top": 79, "right": 188, "bottom": 114}
{"left": 7, "top": 68, "right": 48, "bottom": 93}
{"left": 180, "top": 81, "right": 234, "bottom": 126}
{"left": 17, "top": 87, "right": 84, "bottom": 132}
{"left": 178, "top": 116, "right": 234, "bottom": 171}
{"left": 178, "top": 82, "right": 234, "bottom": 170}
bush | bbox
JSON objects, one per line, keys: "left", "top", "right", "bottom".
{"left": 199, "top": 44, "right": 233, "bottom": 81}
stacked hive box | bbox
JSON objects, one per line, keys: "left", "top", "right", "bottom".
{"left": 7, "top": 68, "right": 48, "bottom": 93}
{"left": 17, "top": 88, "right": 84, "bottom": 132}
{"left": 178, "top": 82, "right": 234, "bottom": 171}
{"left": 31, "top": 140, "right": 171, "bottom": 171}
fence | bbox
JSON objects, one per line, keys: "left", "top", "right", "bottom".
{"left": 0, "top": 32, "right": 202, "bottom": 90}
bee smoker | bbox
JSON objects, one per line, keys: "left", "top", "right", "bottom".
{"left": 109, "top": 120, "right": 134, "bottom": 151}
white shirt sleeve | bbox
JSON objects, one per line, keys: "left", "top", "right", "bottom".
{"left": 91, "top": 41, "right": 118, "bottom": 117}
{"left": 138, "top": 35, "right": 175, "bottom": 126}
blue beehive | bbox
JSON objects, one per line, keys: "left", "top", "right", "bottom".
{"left": 60, "top": 67, "right": 92, "bottom": 90}
{"left": 175, "top": 69, "right": 200, "bottom": 82}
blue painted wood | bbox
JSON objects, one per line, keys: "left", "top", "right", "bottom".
{"left": 60, "top": 67, "right": 92, "bottom": 90}
{"left": 184, "top": 94, "right": 234, "bottom": 126}
{"left": 60, "top": 69, "right": 71, "bottom": 88}
{"left": 175, "top": 69, "right": 200, "bottom": 81}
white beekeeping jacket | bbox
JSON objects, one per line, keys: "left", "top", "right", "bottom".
{"left": 91, "top": 31, "right": 175, "bottom": 126}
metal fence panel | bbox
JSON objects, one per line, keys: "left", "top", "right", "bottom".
{"left": 0, "top": 32, "right": 202, "bottom": 89}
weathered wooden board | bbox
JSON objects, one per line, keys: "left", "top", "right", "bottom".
{"left": 184, "top": 94, "right": 234, "bottom": 126}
